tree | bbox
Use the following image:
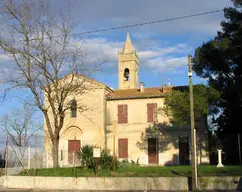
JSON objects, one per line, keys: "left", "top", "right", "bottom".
{"left": 193, "top": 1, "right": 242, "bottom": 134}
{"left": 136, "top": 122, "right": 176, "bottom": 153}
{"left": 0, "top": 0, "right": 103, "bottom": 167}
{"left": 160, "top": 85, "right": 219, "bottom": 127}
{"left": 0, "top": 104, "right": 41, "bottom": 168}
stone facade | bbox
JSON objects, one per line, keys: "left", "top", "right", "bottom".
{"left": 44, "top": 33, "right": 209, "bottom": 167}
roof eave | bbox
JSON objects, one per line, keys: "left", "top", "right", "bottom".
{"left": 106, "top": 94, "right": 165, "bottom": 101}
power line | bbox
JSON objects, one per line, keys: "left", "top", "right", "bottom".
{"left": 4, "top": 9, "right": 224, "bottom": 42}
{"left": 73, "top": 9, "right": 223, "bottom": 36}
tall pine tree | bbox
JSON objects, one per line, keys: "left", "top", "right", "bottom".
{"left": 194, "top": 1, "right": 242, "bottom": 134}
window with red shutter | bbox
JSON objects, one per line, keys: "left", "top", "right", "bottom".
{"left": 147, "top": 103, "right": 157, "bottom": 122}
{"left": 117, "top": 104, "right": 128, "bottom": 124}
{"left": 118, "top": 138, "right": 128, "bottom": 158}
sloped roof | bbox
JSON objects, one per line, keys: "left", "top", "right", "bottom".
{"left": 59, "top": 72, "right": 113, "bottom": 92}
{"left": 106, "top": 86, "right": 173, "bottom": 100}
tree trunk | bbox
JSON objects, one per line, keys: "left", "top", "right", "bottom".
{"left": 52, "top": 138, "right": 59, "bottom": 168}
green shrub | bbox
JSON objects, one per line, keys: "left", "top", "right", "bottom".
{"left": 119, "top": 159, "right": 130, "bottom": 168}
{"left": 119, "top": 158, "right": 140, "bottom": 168}
{"left": 100, "top": 149, "right": 119, "bottom": 170}
{"left": 77, "top": 145, "right": 119, "bottom": 170}
{"left": 77, "top": 145, "right": 95, "bottom": 168}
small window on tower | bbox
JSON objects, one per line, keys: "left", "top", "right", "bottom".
{"left": 124, "top": 68, "right": 130, "bottom": 81}
{"left": 70, "top": 99, "right": 77, "bottom": 118}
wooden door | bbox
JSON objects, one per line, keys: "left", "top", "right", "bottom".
{"left": 179, "top": 136, "right": 189, "bottom": 165}
{"left": 68, "top": 140, "right": 80, "bottom": 164}
{"left": 148, "top": 138, "right": 158, "bottom": 164}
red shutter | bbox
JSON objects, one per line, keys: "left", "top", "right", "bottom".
{"left": 118, "top": 104, "right": 128, "bottom": 124}
{"left": 123, "top": 104, "right": 128, "bottom": 123}
{"left": 147, "top": 103, "right": 157, "bottom": 122}
{"left": 118, "top": 105, "right": 123, "bottom": 123}
{"left": 118, "top": 138, "right": 128, "bottom": 158}
{"left": 153, "top": 103, "right": 157, "bottom": 122}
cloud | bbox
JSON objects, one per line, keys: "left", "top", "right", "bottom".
{"left": 147, "top": 56, "right": 187, "bottom": 73}
{"left": 58, "top": 0, "right": 232, "bottom": 36}
{"left": 79, "top": 37, "right": 191, "bottom": 74}
{"left": 0, "top": 54, "right": 12, "bottom": 61}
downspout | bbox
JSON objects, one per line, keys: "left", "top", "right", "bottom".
{"left": 104, "top": 88, "right": 107, "bottom": 149}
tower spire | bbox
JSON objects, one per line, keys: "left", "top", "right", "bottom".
{"left": 123, "top": 32, "right": 135, "bottom": 53}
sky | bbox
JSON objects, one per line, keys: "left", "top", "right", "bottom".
{"left": 0, "top": 0, "right": 233, "bottom": 144}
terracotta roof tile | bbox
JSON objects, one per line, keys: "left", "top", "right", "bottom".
{"left": 106, "top": 86, "right": 172, "bottom": 100}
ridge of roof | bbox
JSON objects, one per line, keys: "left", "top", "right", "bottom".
{"left": 106, "top": 86, "right": 173, "bottom": 100}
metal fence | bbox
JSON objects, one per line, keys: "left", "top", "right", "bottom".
{"left": 0, "top": 142, "right": 91, "bottom": 176}
{"left": 0, "top": 145, "right": 45, "bottom": 176}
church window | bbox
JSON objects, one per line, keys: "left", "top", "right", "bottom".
{"left": 124, "top": 68, "right": 130, "bottom": 81}
{"left": 71, "top": 99, "right": 77, "bottom": 118}
{"left": 147, "top": 103, "right": 157, "bottom": 122}
{"left": 118, "top": 138, "right": 128, "bottom": 158}
{"left": 117, "top": 104, "right": 128, "bottom": 123}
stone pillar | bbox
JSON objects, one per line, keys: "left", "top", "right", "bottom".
{"left": 217, "top": 149, "right": 224, "bottom": 168}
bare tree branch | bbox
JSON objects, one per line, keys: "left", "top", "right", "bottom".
{"left": 0, "top": 0, "right": 104, "bottom": 167}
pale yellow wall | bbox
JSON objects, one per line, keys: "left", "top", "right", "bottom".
{"left": 43, "top": 75, "right": 209, "bottom": 167}
{"left": 107, "top": 97, "right": 173, "bottom": 165}
{"left": 43, "top": 75, "right": 107, "bottom": 167}
{"left": 106, "top": 97, "right": 209, "bottom": 166}
{"left": 107, "top": 98, "right": 169, "bottom": 125}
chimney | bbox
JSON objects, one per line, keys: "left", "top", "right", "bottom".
{"left": 140, "top": 82, "right": 145, "bottom": 92}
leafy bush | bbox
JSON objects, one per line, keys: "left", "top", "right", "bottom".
{"left": 119, "top": 158, "right": 140, "bottom": 168}
{"left": 77, "top": 145, "right": 95, "bottom": 168}
{"left": 100, "top": 149, "right": 119, "bottom": 170}
{"left": 119, "top": 159, "right": 130, "bottom": 168}
{"left": 77, "top": 145, "right": 119, "bottom": 170}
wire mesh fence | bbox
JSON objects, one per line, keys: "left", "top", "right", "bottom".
{"left": 0, "top": 138, "right": 98, "bottom": 176}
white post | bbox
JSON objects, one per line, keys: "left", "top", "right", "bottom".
{"left": 28, "top": 147, "right": 31, "bottom": 169}
{"left": 46, "top": 150, "right": 48, "bottom": 168}
{"left": 217, "top": 149, "right": 224, "bottom": 168}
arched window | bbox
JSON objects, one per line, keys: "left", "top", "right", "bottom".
{"left": 124, "top": 68, "right": 130, "bottom": 81}
{"left": 71, "top": 99, "right": 77, "bottom": 118}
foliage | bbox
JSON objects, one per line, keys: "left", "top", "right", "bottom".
{"left": 77, "top": 145, "right": 119, "bottom": 170}
{"left": 77, "top": 145, "right": 95, "bottom": 169}
{"left": 100, "top": 148, "right": 119, "bottom": 170}
{"left": 136, "top": 122, "right": 176, "bottom": 153}
{"left": 160, "top": 85, "right": 220, "bottom": 127}
{"left": 193, "top": 1, "right": 242, "bottom": 134}
{"left": 119, "top": 158, "right": 140, "bottom": 168}
{"left": 0, "top": 153, "right": 5, "bottom": 168}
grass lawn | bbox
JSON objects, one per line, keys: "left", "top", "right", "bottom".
{"left": 19, "top": 165, "right": 242, "bottom": 177}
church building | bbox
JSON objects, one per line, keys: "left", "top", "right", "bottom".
{"left": 44, "top": 33, "right": 209, "bottom": 167}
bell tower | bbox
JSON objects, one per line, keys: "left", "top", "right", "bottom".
{"left": 118, "top": 33, "right": 139, "bottom": 89}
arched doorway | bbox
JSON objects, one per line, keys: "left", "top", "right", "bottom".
{"left": 60, "top": 126, "right": 82, "bottom": 166}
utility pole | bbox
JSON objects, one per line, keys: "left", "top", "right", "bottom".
{"left": 188, "top": 54, "right": 197, "bottom": 190}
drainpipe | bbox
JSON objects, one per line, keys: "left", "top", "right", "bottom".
{"left": 104, "top": 88, "right": 107, "bottom": 149}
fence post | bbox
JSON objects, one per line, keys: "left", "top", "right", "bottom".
{"left": 5, "top": 135, "right": 8, "bottom": 176}
{"left": 34, "top": 135, "right": 37, "bottom": 176}
{"left": 28, "top": 147, "right": 31, "bottom": 169}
